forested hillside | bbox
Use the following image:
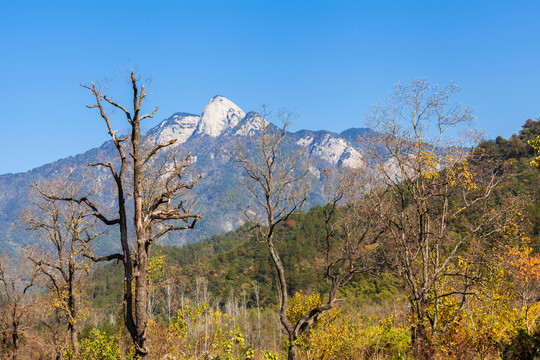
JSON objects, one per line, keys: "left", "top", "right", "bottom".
{"left": 479, "top": 119, "right": 540, "bottom": 249}
{"left": 89, "top": 206, "right": 399, "bottom": 317}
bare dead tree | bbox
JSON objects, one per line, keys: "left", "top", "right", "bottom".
{"left": 230, "top": 111, "right": 382, "bottom": 359}
{"left": 280, "top": 167, "right": 385, "bottom": 358}
{"left": 324, "top": 168, "right": 385, "bottom": 284}
{"left": 230, "top": 110, "right": 310, "bottom": 360}
{"left": 23, "top": 175, "right": 98, "bottom": 356}
{"left": 0, "top": 253, "right": 41, "bottom": 360}
{"left": 83, "top": 71, "right": 202, "bottom": 359}
{"left": 364, "top": 79, "right": 513, "bottom": 358}
{"left": 40, "top": 70, "right": 202, "bottom": 359}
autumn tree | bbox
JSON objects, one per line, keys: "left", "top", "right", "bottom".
{"left": 23, "top": 175, "right": 98, "bottom": 356}
{"left": 506, "top": 245, "right": 540, "bottom": 335}
{"left": 529, "top": 131, "right": 540, "bottom": 169}
{"left": 48, "top": 71, "right": 201, "bottom": 359}
{"left": 0, "top": 253, "right": 41, "bottom": 359}
{"left": 364, "top": 79, "right": 509, "bottom": 358}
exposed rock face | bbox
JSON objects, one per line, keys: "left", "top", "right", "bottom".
{"left": 194, "top": 96, "right": 246, "bottom": 137}
{"left": 295, "top": 131, "right": 365, "bottom": 168}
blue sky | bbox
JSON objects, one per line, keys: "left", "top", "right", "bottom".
{"left": 1, "top": 1, "right": 539, "bottom": 174}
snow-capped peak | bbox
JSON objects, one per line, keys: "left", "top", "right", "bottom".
{"left": 195, "top": 96, "right": 246, "bottom": 137}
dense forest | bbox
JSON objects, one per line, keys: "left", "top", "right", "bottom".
{"left": 2, "top": 77, "right": 540, "bottom": 360}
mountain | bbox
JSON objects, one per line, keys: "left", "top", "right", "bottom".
{"left": 0, "top": 96, "right": 371, "bottom": 255}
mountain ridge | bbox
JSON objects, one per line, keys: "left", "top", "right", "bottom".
{"left": 0, "top": 96, "right": 371, "bottom": 254}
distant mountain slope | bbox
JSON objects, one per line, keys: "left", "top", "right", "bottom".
{"left": 0, "top": 96, "right": 372, "bottom": 254}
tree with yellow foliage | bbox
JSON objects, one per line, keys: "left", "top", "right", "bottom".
{"left": 506, "top": 245, "right": 540, "bottom": 335}
{"left": 528, "top": 135, "right": 540, "bottom": 169}
{"left": 365, "top": 79, "right": 512, "bottom": 358}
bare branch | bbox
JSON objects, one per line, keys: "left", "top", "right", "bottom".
{"left": 84, "top": 253, "right": 124, "bottom": 263}
{"left": 143, "top": 139, "right": 177, "bottom": 165}
{"left": 139, "top": 106, "right": 159, "bottom": 121}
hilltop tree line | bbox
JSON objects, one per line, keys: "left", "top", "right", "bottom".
{"left": 1, "top": 73, "right": 540, "bottom": 360}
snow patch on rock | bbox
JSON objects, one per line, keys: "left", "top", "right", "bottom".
{"left": 340, "top": 148, "right": 364, "bottom": 168}
{"left": 308, "top": 134, "right": 364, "bottom": 168}
{"left": 310, "top": 134, "right": 349, "bottom": 164}
{"left": 308, "top": 166, "right": 321, "bottom": 178}
{"left": 296, "top": 135, "right": 314, "bottom": 147}
{"left": 234, "top": 112, "right": 268, "bottom": 136}
{"left": 150, "top": 113, "right": 200, "bottom": 145}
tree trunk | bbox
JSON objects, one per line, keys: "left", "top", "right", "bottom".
{"left": 69, "top": 325, "right": 79, "bottom": 357}
{"left": 287, "top": 341, "right": 298, "bottom": 360}
{"left": 12, "top": 322, "right": 19, "bottom": 360}
{"left": 130, "top": 91, "right": 150, "bottom": 360}
{"left": 287, "top": 334, "right": 298, "bottom": 360}
{"left": 68, "top": 264, "right": 79, "bottom": 356}
{"left": 67, "top": 309, "right": 79, "bottom": 356}
{"left": 411, "top": 319, "right": 434, "bottom": 359}
{"left": 134, "top": 244, "right": 150, "bottom": 359}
